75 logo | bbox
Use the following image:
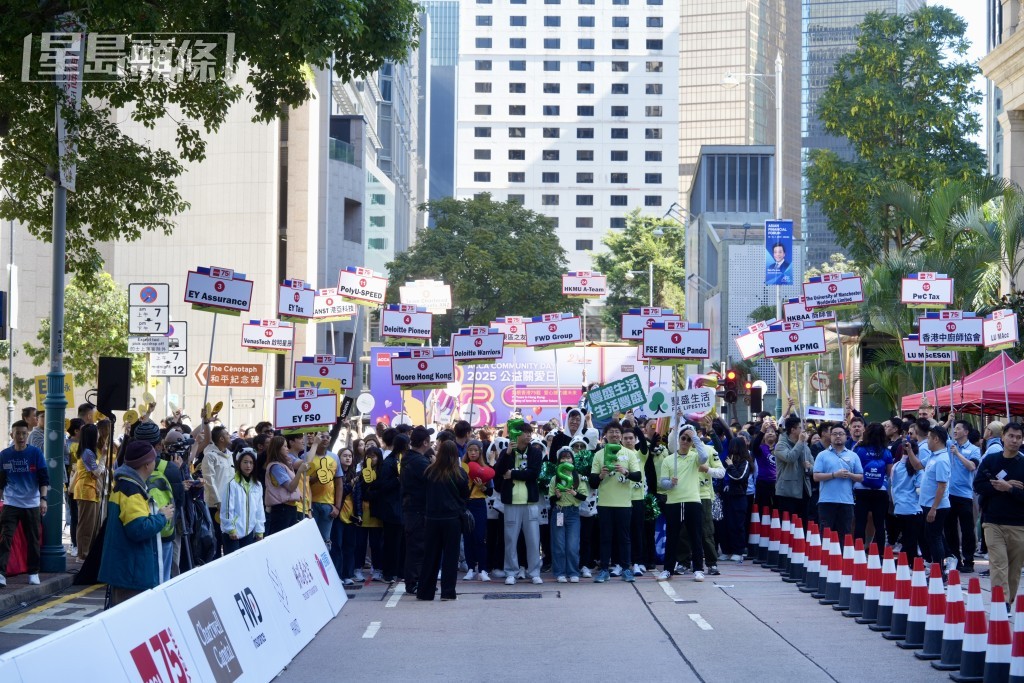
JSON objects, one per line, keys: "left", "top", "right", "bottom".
{"left": 130, "top": 628, "right": 191, "bottom": 683}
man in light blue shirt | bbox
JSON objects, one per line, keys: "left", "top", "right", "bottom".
{"left": 913, "top": 418, "right": 933, "bottom": 469}
{"left": 813, "top": 424, "right": 864, "bottom": 542}
{"left": 890, "top": 438, "right": 923, "bottom": 562}
{"left": 946, "top": 420, "right": 981, "bottom": 573}
{"left": 920, "top": 425, "right": 952, "bottom": 576}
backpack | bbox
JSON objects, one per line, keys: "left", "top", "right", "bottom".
{"left": 147, "top": 459, "right": 176, "bottom": 539}
{"left": 860, "top": 448, "right": 889, "bottom": 490}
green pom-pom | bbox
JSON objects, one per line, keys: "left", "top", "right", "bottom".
{"left": 644, "top": 493, "right": 661, "bottom": 521}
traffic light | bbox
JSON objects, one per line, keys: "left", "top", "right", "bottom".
{"left": 724, "top": 370, "right": 738, "bottom": 404}
{"left": 744, "top": 380, "right": 752, "bottom": 392}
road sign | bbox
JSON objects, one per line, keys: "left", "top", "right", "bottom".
{"left": 151, "top": 350, "right": 187, "bottom": 377}
{"left": 194, "top": 362, "right": 264, "bottom": 387}
{"left": 129, "top": 283, "right": 170, "bottom": 334}
{"left": 164, "top": 321, "right": 188, "bottom": 351}
{"left": 128, "top": 336, "right": 170, "bottom": 354}
{"left": 231, "top": 398, "right": 256, "bottom": 410}
{"left": 810, "top": 371, "right": 830, "bottom": 392}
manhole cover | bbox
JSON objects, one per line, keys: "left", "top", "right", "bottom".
{"left": 483, "top": 592, "right": 543, "bottom": 600}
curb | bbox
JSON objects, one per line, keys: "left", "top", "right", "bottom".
{"left": 0, "top": 573, "right": 77, "bottom": 615}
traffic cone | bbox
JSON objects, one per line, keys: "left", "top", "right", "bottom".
{"left": 914, "top": 564, "right": 949, "bottom": 659}
{"left": 883, "top": 553, "right": 913, "bottom": 640}
{"left": 811, "top": 529, "right": 831, "bottom": 599}
{"left": 843, "top": 539, "right": 868, "bottom": 618}
{"left": 776, "top": 512, "right": 792, "bottom": 575}
{"left": 856, "top": 543, "right": 882, "bottom": 625}
{"left": 832, "top": 535, "right": 855, "bottom": 611}
{"left": 896, "top": 558, "right": 929, "bottom": 649}
{"left": 1008, "top": 594, "right": 1024, "bottom": 682}
{"left": 784, "top": 516, "right": 806, "bottom": 584}
{"left": 766, "top": 510, "right": 781, "bottom": 570}
{"left": 798, "top": 522, "right": 820, "bottom": 593}
{"left": 747, "top": 503, "right": 760, "bottom": 562}
{"left": 820, "top": 531, "right": 843, "bottom": 605}
{"left": 757, "top": 509, "right": 770, "bottom": 564}
{"left": 949, "top": 578, "right": 987, "bottom": 681}
{"left": 931, "top": 572, "right": 966, "bottom": 671}
{"left": 982, "top": 585, "right": 1012, "bottom": 683}
{"left": 870, "top": 548, "right": 898, "bottom": 632}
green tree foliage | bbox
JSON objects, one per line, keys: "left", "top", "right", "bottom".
{"left": 384, "top": 195, "right": 580, "bottom": 341}
{"left": 805, "top": 6, "right": 985, "bottom": 262}
{"left": 0, "top": 341, "right": 36, "bottom": 402}
{"left": 804, "top": 253, "right": 861, "bottom": 280}
{"left": 592, "top": 210, "right": 684, "bottom": 335}
{"left": 0, "top": 1, "right": 421, "bottom": 275}
{"left": 23, "top": 273, "right": 146, "bottom": 388}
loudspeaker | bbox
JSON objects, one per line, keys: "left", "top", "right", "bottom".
{"left": 97, "top": 356, "right": 132, "bottom": 412}
{"left": 749, "top": 387, "right": 763, "bottom": 414}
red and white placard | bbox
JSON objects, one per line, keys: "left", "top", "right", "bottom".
{"left": 242, "top": 320, "right": 294, "bottom": 353}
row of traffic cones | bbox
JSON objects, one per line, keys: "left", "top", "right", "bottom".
{"left": 747, "top": 504, "right": 1018, "bottom": 682}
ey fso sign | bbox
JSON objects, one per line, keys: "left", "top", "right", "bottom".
{"left": 274, "top": 388, "right": 338, "bottom": 433}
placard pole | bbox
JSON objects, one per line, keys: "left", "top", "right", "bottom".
{"left": 835, "top": 311, "right": 848, "bottom": 406}
{"left": 554, "top": 348, "right": 563, "bottom": 428}
{"left": 202, "top": 312, "right": 218, "bottom": 410}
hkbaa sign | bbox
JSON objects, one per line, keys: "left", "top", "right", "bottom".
{"left": 390, "top": 350, "right": 455, "bottom": 390}
{"left": 802, "top": 273, "right": 864, "bottom": 310}
{"left": 185, "top": 266, "right": 254, "bottom": 315}
{"left": 620, "top": 307, "right": 680, "bottom": 340}
{"left": 278, "top": 278, "right": 316, "bottom": 322}
{"left": 337, "top": 266, "right": 387, "bottom": 306}
{"left": 901, "top": 273, "right": 954, "bottom": 309}
{"left": 380, "top": 305, "right": 433, "bottom": 341}
{"left": 783, "top": 297, "right": 836, "bottom": 325}
{"left": 984, "top": 310, "right": 1019, "bottom": 351}
{"left": 274, "top": 388, "right": 338, "bottom": 432}
{"left": 451, "top": 327, "right": 505, "bottom": 364}
{"left": 293, "top": 356, "right": 355, "bottom": 390}
{"left": 918, "top": 312, "right": 983, "bottom": 349}
{"left": 562, "top": 272, "right": 608, "bottom": 298}
{"left": 491, "top": 317, "right": 528, "bottom": 347}
{"left": 762, "top": 324, "right": 828, "bottom": 360}
{"left": 313, "top": 288, "right": 357, "bottom": 322}
{"left": 242, "top": 320, "right": 294, "bottom": 354}
{"left": 901, "top": 336, "right": 958, "bottom": 364}
{"left": 642, "top": 323, "right": 711, "bottom": 364}
{"left": 525, "top": 314, "right": 582, "bottom": 350}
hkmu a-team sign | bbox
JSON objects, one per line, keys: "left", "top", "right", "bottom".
{"left": 451, "top": 327, "right": 505, "bottom": 365}
{"left": 802, "top": 272, "right": 864, "bottom": 311}
{"left": 278, "top": 278, "right": 316, "bottom": 323}
{"left": 241, "top": 319, "right": 294, "bottom": 354}
{"left": 762, "top": 321, "right": 828, "bottom": 362}
{"left": 641, "top": 320, "right": 711, "bottom": 365}
{"left": 562, "top": 271, "right": 608, "bottom": 299}
{"left": 390, "top": 348, "right": 455, "bottom": 390}
{"left": 525, "top": 313, "right": 582, "bottom": 351}
{"left": 380, "top": 304, "right": 433, "bottom": 342}
{"left": 918, "top": 311, "right": 983, "bottom": 350}
{"left": 337, "top": 266, "right": 387, "bottom": 306}
{"left": 185, "top": 266, "right": 253, "bottom": 316}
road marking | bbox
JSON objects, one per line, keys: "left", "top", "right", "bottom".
{"left": 688, "top": 613, "right": 714, "bottom": 631}
{"left": 0, "top": 583, "right": 104, "bottom": 628}
{"left": 658, "top": 580, "right": 688, "bottom": 603}
{"left": 385, "top": 584, "right": 405, "bottom": 608}
{"left": 362, "top": 621, "right": 382, "bottom": 639}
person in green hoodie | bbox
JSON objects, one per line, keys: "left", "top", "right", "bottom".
{"left": 659, "top": 423, "right": 709, "bottom": 582}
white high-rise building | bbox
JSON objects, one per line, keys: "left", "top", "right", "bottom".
{"left": 455, "top": 0, "right": 680, "bottom": 270}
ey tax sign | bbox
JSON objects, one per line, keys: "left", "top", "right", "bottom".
{"left": 525, "top": 314, "right": 582, "bottom": 350}
{"left": 275, "top": 388, "right": 337, "bottom": 432}
{"left": 337, "top": 266, "right": 387, "bottom": 306}
{"left": 762, "top": 323, "right": 828, "bottom": 361}
{"left": 901, "top": 272, "right": 954, "bottom": 309}
{"left": 380, "top": 305, "right": 432, "bottom": 342}
{"left": 242, "top": 320, "right": 294, "bottom": 354}
{"left": 293, "top": 356, "right": 355, "bottom": 390}
{"left": 279, "top": 278, "right": 316, "bottom": 323}
{"left": 642, "top": 321, "right": 711, "bottom": 364}
{"left": 562, "top": 271, "right": 607, "bottom": 298}
{"left": 802, "top": 272, "right": 863, "bottom": 310}
{"left": 185, "top": 266, "right": 253, "bottom": 315}
{"left": 390, "top": 349, "right": 455, "bottom": 390}
{"left": 451, "top": 327, "right": 505, "bottom": 365}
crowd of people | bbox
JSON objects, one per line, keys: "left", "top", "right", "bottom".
{"left": 0, "top": 395, "right": 1021, "bottom": 607}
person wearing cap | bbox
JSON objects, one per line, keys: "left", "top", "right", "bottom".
{"left": 133, "top": 420, "right": 185, "bottom": 579}
{"left": 98, "top": 440, "right": 175, "bottom": 607}
{"left": 401, "top": 426, "right": 434, "bottom": 594}
{"left": 494, "top": 420, "right": 544, "bottom": 585}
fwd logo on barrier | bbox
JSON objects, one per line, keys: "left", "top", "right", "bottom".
{"left": 129, "top": 627, "right": 191, "bottom": 683}
{"left": 234, "top": 587, "right": 268, "bottom": 650}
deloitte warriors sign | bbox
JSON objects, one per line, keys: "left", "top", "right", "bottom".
{"left": 185, "top": 266, "right": 253, "bottom": 315}
{"left": 451, "top": 327, "right": 505, "bottom": 365}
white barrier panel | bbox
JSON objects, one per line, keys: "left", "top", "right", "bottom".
{"left": 12, "top": 621, "right": 126, "bottom": 683}
{"left": 277, "top": 518, "right": 348, "bottom": 616}
{"left": 0, "top": 656, "right": 24, "bottom": 683}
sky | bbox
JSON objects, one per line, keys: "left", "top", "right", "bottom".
{"left": 931, "top": 0, "right": 989, "bottom": 149}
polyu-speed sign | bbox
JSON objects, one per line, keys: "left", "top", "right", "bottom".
{"left": 275, "top": 388, "right": 338, "bottom": 432}
{"left": 763, "top": 324, "right": 827, "bottom": 361}
{"left": 451, "top": 328, "right": 505, "bottom": 364}
{"left": 337, "top": 266, "right": 387, "bottom": 306}
{"left": 293, "top": 356, "right": 355, "bottom": 390}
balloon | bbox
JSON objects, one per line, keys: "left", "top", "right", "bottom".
{"left": 555, "top": 462, "right": 575, "bottom": 491}
{"left": 384, "top": 400, "right": 393, "bottom": 409}
{"left": 468, "top": 461, "right": 495, "bottom": 484}
{"left": 532, "top": 406, "right": 543, "bottom": 415}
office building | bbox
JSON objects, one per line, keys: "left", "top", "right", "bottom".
{"left": 422, "top": 0, "right": 459, "bottom": 205}
{"left": 987, "top": 0, "right": 1005, "bottom": 177}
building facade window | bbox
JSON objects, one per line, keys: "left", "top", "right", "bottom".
{"left": 611, "top": 150, "right": 628, "bottom": 161}
{"left": 576, "top": 240, "right": 594, "bottom": 250}
{"left": 542, "top": 194, "right": 560, "bottom": 205}
{"left": 508, "top": 172, "right": 526, "bottom": 182}
{"left": 577, "top": 150, "right": 594, "bottom": 160}
{"left": 576, "top": 172, "right": 594, "bottom": 183}
{"left": 508, "top": 149, "right": 526, "bottom": 160}
{"left": 475, "top": 104, "right": 491, "bottom": 115}
{"left": 576, "top": 195, "right": 594, "bottom": 205}
{"left": 645, "top": 173, "right": 662, "bottom": 183}
{"left": 610, "top": 173, "right": 628, "bottom": 183}
{"left": 543, "top": 60, "right": 560, "bottom": 71}
{"left": 576, "top": 217, "right": 593, "bottom": 228}
{"left": 474, "top": 172, "right": 491, "bottom": 182}
{"left": 474, "top": 126, "right": 491, "bottom": 137}
{"left": 610, "top": 195, "right": 628, "bottom": 206}
{"left": 542, "top": 172, "right": 560, "bottom": 183}
{"left": 474, "top": 149, "right": 491, "bottom": 160}
{"left": 476, "top": 37, "right": 492, "bottom": 48}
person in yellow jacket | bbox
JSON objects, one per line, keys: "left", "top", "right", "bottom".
{"left": 72, "top": 423, "right": 105, "bottom": 563}
{"left": 356, "top": 447, "right": 385, "bottom": 582}
{"left": 659, "top": 423, "right": 709, "bottom": 581}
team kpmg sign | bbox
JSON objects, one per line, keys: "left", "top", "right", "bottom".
{"left": 491, "top": 316, "right": 528, "bottom": 347}
{"left": 380, "top": 304, "right": 433, "bottom": 342}
{"left": 562, "top": 271, "right": 608, "bottom": 298}
{"left": 293, "top": 355, "right": 355, "bottom": 390}
{"left": 241, "top": 319, "right": 294, "bottom": 354}
{"left": 901, "top": 272, "right": 954, "bottom": 309}
{"left": 278, "top": 278, "right": 316, "bottom": 323}
{"left": 802, "top": 272, "right": 864, "bottom": 310}
{"left": 390, "top": 348, "right": 455, "bottom": 390}
{"left": 783, "top": 296, "right": 836, "bottom": 325}
{"left": 918, "top": 310, "right": 984, "bottom": 350}
{"left": 762, "top": 321, "right": 828, "bottom": 361}
{"left": 525, "top": 313, "right": 582, "bottom": 350}
{"left": 451, "top": 327, "right": 505, "bottom": 365}
{"left": 765, "top": 219, "right": 794, "bottom": 286}
{"left": 984, "top": 309, "right": 1019, "bottom": 351}
{"left": 620, "top": 307, "right": 680, "bottom": 341}
{"left": 734, "top": 318, "right": 778, "bottom": 361}
{"left": 185, "top": 266, "right": 253, "bottom": 315}
{"left": 642, "top": 320, "right": 711, "bottom": 364}
{"left": 336, "top": 266, "right": 387, "bottom": 306}
{"left": 313, "top": 287, "right": 357, "bottom": 322}
{"left": 901, "top": 335, "right": 958, "bottom": 364}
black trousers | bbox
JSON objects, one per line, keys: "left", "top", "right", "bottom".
{"left": 818, "top": 502, "right": 854, "bottom": 543}
{"left": 662, "top": 502, "right": 704, "bottom": 572}
{"left": 893, "top": 512, "right": 923, "bottom": 562}
{"left": 723, "top": 495, "right": 749, "bottom": 556}
{"left": 776, "top": 494, "right": 803, "bottom": 517}
{"left": 0, "top": 505, "right": 41, "bottom": 574}
{"left": 579, "top": 515, "right": 595, "bottom": 569}
{"left": 854, "top": 489, "right": 889, "bottom": 551}
{"left": 403, "top": 511, "right": 426, "bottom": 591}
{"left": 486, "top": 517, "right": 503, "bottom": 572}
{"left": 417, "top": 517, "right": 461, "bottom": 600}
{"left": 266, "top": 504, "right": 299, "bottom": 536}
{"left": 598, "top": 506, "right": 631, "bottom": 570}
{"left": 630, "top": 499, "right": 646, "bottom": 568}
{"left": 925, "top": 508, "right": 950, "bottom": 565}
{"left": 381, "top": 521, "right": 404, "bottom": 580}
{"left": 944, "top": 495, "right": 976, "bottom": 569}
{"left": 754, "top": 479, "right": 776, "bottom": 512}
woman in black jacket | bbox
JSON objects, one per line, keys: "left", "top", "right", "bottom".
{"left": 416, "top": 440, "right": 470, "bottom": 601}
{"left": 369, "top": 434, "right": 408, "bottom": 582}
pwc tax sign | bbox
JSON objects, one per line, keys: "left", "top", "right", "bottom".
{"left": 275, "top": 387, "right": 338, "bottom": 432}
{"left": 451, "top": 327, "right": 505, "bottom": 365}
{"left": 762, "top": 321, "right": 828, "bottom": 361}
{"left": 278, "top": 278, "right": 316, "bottom": 323}
{"left": 642, "top": 320, "right": 711, "bottom": 364}
{"left": 901, "top": 272, "right": 954, "bottom": 309}
{"left": 242, "top": 319, "right": 294, "bottom": 354}
{"left": 390, "top": 348, "right": 456, "bottom": 390}
{"left": 525, "top": 313, "right": 583, "bottom": 350}
{"left": 293, "top": 355, "right": 355, "bottom": 390}
{"left": 380, "top": 304, "right": 433, "bottom": 342}
{"left": 620, "top": 307, "right": 680, "bottom": 341}
{"left": 918, "top": 310, "right": 983, "bottom": 350}
{"left": 734, "top": 318, "right": 778, "bottom": 361}
{"left": 185, "top": 266, "right": 254, "bottom": 316}
{"left": 984, "top": 309, "right": 1019, "bottom": 351}
{"left": 562, "top": 271, "right": 608, "bottom": 299}
{"left": 802, "top": 272, "right": 863, "bottom": 310}
{"left": 313, "top": 287, "right": 357, "bottom": 322}
{"left": 337, "top": 266, "right": 388, "bottom": 306}
{"left": 491, "top": 316, "right": 528, "bottom": 347}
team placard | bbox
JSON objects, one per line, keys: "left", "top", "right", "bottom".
{"left": 380, "top": 304, "right": 433, "bottom": 342}
{"left": 901, "top": 272, "right": 954, "bottom": 309}
{"left": 802, "top": 272, "right": 864, "bottom": 310}
{"left": 278, "top": 278, "right": 316, "bottom": 323}
{"left": 185, "top": 266, "right": 254, "bottom": 315}
{"left": 451, "top": 327, "right": 505, "bottom": 365}
{"left": 525, "top": 313, "right": 582, "bottom": 350}
{"left": 562, "top": 271, "right": 608, "bottom": 298}
{"left": 783, "top": 297, "right": 836, "bottom": 325}
{"left": 337, "top": 266, "right": 388, "bottom": 306}
{"left": 641, "top": 321, "right": 711, "bottom": 364}
{"left": 241, "top": 319, "right": 294, "bottom": 354}
{"left": 274, "top": 387, "right": 338, "bottom": 432}
{"left": 491, "top": 316, "right": 528, "bottom": 347}
{"left": 984, "top": 310, "right": 1019, "bottom": 351}
{"left": 293, "top": 355, "right": 355, "bottom": 390}
{"left": 313, "top": 288, "right": 357, "bottom": 322}
{"left": 901, "top": 335, "right": 958, "bottom": 364}
{"left": 390, "top": 349, "right": 455, "bottom": 390}
{"left": 620, "top": 307, "right": 680, "bottom": 341}
{"left": 762, "top": 322, "right": 828, "bottom": 361}
{"left": 918, "top": 311, "right": 983, "bottom": 349}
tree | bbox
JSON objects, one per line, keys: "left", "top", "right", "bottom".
{"left": 592, "top": 210, "right": 684, "bottom": 335}
{"left": 0, "top": 341, "right": 36, "bottom": 402}
{"left": 23, "top": 273, "right": 147, "bottom": 388}
{"left": 384, "top": 195, "right": 580, "bottom": 341}
{"left": 805, "top": 6, "right": 986, "bottom": 263}
{"left": 0, "top": 1, "right": 421, "bottom": 275}
{"left": 804, "top": 253, "right": 861, "bottom": 280}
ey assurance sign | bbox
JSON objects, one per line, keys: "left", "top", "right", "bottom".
{"left": 185, "top": 266, "right": 253, "bottom": 315}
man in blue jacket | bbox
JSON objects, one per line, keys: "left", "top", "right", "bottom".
{"left": 98, "top": 440, "right": 174, "bottom": 607}
{"left": 0, "top": 420, "right": 49, "bottom": 587}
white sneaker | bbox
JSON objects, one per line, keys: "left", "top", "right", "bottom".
{"left": 69, "top": 546, "right": 78, "bottom": 558}
{"left": 730, "top": 554, "right": 743, "bottom": 562}
{"left": 517, "top": 568, "right": 527, "bottom": 580}
{"left": 581, "top": 566, "right": 592, "bottom": 579}
{"left": 464, "top": 570, "right": 477, "bottom": 581}
{"left": 491, "top": 569, "right": 507, "bottom": 578}
{"left": 638, "top": 564, "right": 648, "bottom": 574}
{"left": 569, "top": 576, "right": 580, "bottom": 583}
{"left": 371, "top": 569, "right": 384, "bottom": 582}
{"left": 0, "top": 574, "right": 7, "bottom": 587}
{"left": 354, "top": 569, "right": 366, "bottom": 582}
{"left": 342, "top": 578, "right": 355, "bottom": 586}
{"left": 658, "top": 570, "right": 672, "bottom": 581}
{"left": 505, "top": 575, "right": 516, "bottom": 586}
{"left": 531, "top": 576, "right": 543, "bottom": 585}
{"left": 479, "top": 571, "right": 491, "bottom": 582}
{"left": 610, "top": 564, "right": 623, "bottom": 577}
{"left": 944, "top": 556, "right": 958, "bottom": 573}
{"left": 437, "top": 571, "right": 442, "bottom": 580}
{"left": 693, "top": 571, "right": 705, "bottom": 582}
{"left": 632, "top": 564, "right": 645, "bottom": 577}
{"left": 557, "top": 575, "right": 568, "bottom": 583}
{"left": 28, "top": 574, "right": 39, "bottom": 586}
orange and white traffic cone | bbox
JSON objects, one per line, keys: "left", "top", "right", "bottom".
{"left": 832, "top": 534, "right": 855, "bottom": 611}
{"left": 774, "top": 512, "right": 790, "bottom": 574}
{"left": 983, "top": 585, "right": 1012, "bottom": 683}
{"left": 896, "top": 558, "right": 929, "bottom": 649}
{"left": 869, "top": 547, "right": 898, "bottom": 632}
{"left": 766, "top": 510, "right": 781, "bottom": 570}
{"left": 856, "top": 543, "right": 882, "bottom": 624}
{"left": 883, "top": 552, "right": 913, "bottom": 641}
{"left": 756, "top": 508, "right": 770, "bottom": 564}
{"left": 798, "top": 522, "right": 820, "bottom": 593}
{"left": 949, "top": 578, "right": 987, "bottom": 682}
{"left": 843, "top": 539, "right": 868, "bottom": 618}
{"left": 818, "top": 531, "right": 843, "bottom": 604}
{"left": 931, "top": 572, "right": 966, "bottom": 671}
{"left": 747, "top": 503, "right": 760, "bottom": 563}
{"left": 1008, "top": 593, "right": 1024, "bottom": 682}
{"left": 914, "top": 564, "right": 949, "bottom": 659}
{"left": 785, "top": 516, "right": 806, "bottom": 584}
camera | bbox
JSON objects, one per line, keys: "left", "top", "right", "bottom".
{"left": 164, "top": 435, "right": 195, "bottom": 459}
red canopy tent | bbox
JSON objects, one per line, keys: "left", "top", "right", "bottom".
{"left": 900, "top": 351, "right": 1017, "bottom": 414}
